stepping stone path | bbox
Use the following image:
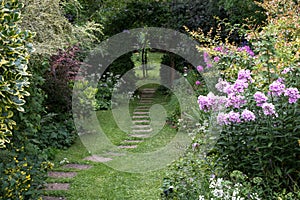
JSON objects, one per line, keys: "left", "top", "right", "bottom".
{"left": 43, "top": 88, "right": 157, "bottom": 199}
{"left": 43, "top": 164, "right": 92, "bottom": 199}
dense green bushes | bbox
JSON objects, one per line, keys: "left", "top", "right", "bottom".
{"left": 0, "top": 0, "right": 33, "bottom": 148}
{"left": 0, "top": 1, "right": 53, "bottom": 199}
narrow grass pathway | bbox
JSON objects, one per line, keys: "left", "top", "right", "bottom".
{"left": 43, "top": 86, "right": 178, "bottom": 199}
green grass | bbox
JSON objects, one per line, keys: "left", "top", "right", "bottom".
{"left": 47, "top": 137, "right": 167, "bottom": 199}
{"left": 46, "top": 86, "right": 181, "bottom": 200}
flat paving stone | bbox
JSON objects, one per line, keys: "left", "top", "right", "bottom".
{"left": 141, "top": 89, "right": 156, "bottom": 92}
{"left": 123, "top": 140, "right": 143, "bottom": 143}
{"left": 63, "top": 164, "right": 92, "bottom": 170}
{"left": 137, "top": 102, "right": 152, "bottom": 105}
{"left": 45, "top": 183, "right": 70, "bottom": 191}
{"left": 135, "top": 106, "right": 150, "bottom": 109}
{"left": 139, "top": 100, "right": 153, "bottom": 103}
{"left": 132, "top": 120, "right": 150, "bottom": 124}
{"left": 129, "top": 134, "right": 151, "bottom": 138}
{"left": 132, "top": 115, "right": 150, "bottom": 119}
{"left": 48, "top": 171, "right": 77, "bottom": 178}
{"left": 132, "top": 129, "right": 153, "bottom": 133}
{"left": 135, "top": 108, "right": 150, "bottom": 111}
{"left": 132, "top": 125, "right": 151, "bottom": 129}
{"left": 42, "top": 196, "right": 66, "bottom": 200}
{"left": 118, "top": 145, "right": 138, "bottom": 149}
{"left": 133, "top": 111, "right": 150, "bottom": 115}
{"left": 83, "top": 155, "right": 113, "bottom": 162}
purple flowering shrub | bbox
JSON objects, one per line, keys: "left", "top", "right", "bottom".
{"left": 197, "top": 67, "right": 300, "bottom": 195}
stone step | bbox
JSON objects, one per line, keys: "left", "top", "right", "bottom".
{"left": 140, "top": 97, "right": 154, "bottom": 100}
{"left": 48, "top": 171, "right": 77, "bottom": 178}
{"left": 132, "top": 125, "right": 151, "bottom": 129}
{"left": 132, "top": 120, "right": 150, "bottom": 124}
{"left": 133, "top": 111, "right": 150, "bottom": 115}
{"left": 132, "top": 129, "right": 153, "bottom": 133}
{"left": 141, "top": 89, "right": 156, "bottom": 92}
{"left": 135, "top": 107, "right": 150, "bottom": 111}
{"left": 118, "top": 145, "right": 138, "bottom": 149}
{"left": 123, "top": 140, "right": 143, "bottom": 143}
{"left": 129, "top": 134, "right": 151, "bottom": 138}
{"left": 138, "top": 99, "right": 152, "bottom": 102}
{"left": 135, "top": 106, "right": 150, "bottom": 108}
{"left": 137, "top": 102, "right": 152, "bottom": 105}
{"left": 132, "top": 115, "right": 150, "bottom": 119}
{"left": 44, "top": 183, "right": 70, "bottom": 191}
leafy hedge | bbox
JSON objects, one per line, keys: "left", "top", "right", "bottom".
{"left": 0, "top": 0, "right": 34, "bottom": 148}
{"left": 0, "top": 1, "right": 53, "bottom": 199}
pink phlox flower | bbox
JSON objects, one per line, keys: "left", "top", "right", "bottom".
{"left": 237, "top": 46, "right": 255, "bottom": 56}
{"left": 261, "top": 102, "right": 276, "bottom": 116}
{"left": 269, "top": 79, "right": 285, "bottom": 96}
{"left": 217, "top": 112, "right": 229, "bottom": 125}
{"left": 284, "top": 87, "right": 300, "bottom": 104}
{"left": 241, "top": 109, "right": 256, "bottom": 122}
{"left": 226, "top": 93, "right": 246, "bottom": 108}
{"left": 254, "top": 91, "right": 268, "bottom": 106}
{"left": 215, "top": 78, "right": 230, "bottom": 93}
{"left": 195, "top": 80, "right": 201, "bottom": 85}
{"left": 197, "top": 65, "right": 204, "bottom": 72}
{"left": 213, "top": 56, "right": 220, "bottom": 62}
{"left": 227, "top": 111, "right": 241, "bottom": 123}
{"left": 233, "top": 79, "right": 249, "bottom": 93}
{"left": 198, "top": 92, "right": 226, "bottom": 112}
{"left": 281, "top": 67, "right": 292, "bottom": 74}
{"left": 214, "top": 46, "right": 223, "bottom": 52}
{"left": 203, "top": 52, "right": 209, "bottom": 63}
{"left": 224, "top": 84, "right": 235, "bottom": 95}
{"left": 238, "top": 69, "right": 252, "bottom": 82}
{"left": 198, "top": 95, "right": 212, "bottom": 112}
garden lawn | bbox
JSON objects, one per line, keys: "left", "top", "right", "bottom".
{"left": 47, "top": 87, "right": 179, "bottom": 199}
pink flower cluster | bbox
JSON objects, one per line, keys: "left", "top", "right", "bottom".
{"left": 198, "top": 69, "right": 300, "bottom": 126}
{"left": 269, "top": 79, "right": 285, "bottom": 96}
{"left": 284, "top": 88, "right": 300, "bottom": 103}
{"left": 217, "top": 109, "right": 256, "bottom": 125}
{"left": 198, "top": 92, "right": 226, "bottom": 112}
{"left": 265, "top": 79, "right": 299, "bottom": 103}
{"left": 237, "top": 46, "right": 255, "bottom": 57}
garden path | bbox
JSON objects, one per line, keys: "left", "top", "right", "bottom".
{"left": 43, "top": 88, "right": 157, "bottom": 199}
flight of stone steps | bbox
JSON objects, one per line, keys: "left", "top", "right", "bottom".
{"left": 118, "top": 88, "right": 156, "bottom": 149}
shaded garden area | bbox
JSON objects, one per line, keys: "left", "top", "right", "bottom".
{"left": 0, "top": 0, "right": 299, "bottom": 199}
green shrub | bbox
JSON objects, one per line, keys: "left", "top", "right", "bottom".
{"left": 0, "top": 0, "right": 34, "bottom": 148}
{"left": 95, "top": 53, "right": 135, "bottom": 110}
{"left": 0, "top": 141, "right": 53, "bottom": 200}
{"left": 20, "top": 0, "right": 103, "bottom": 55}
